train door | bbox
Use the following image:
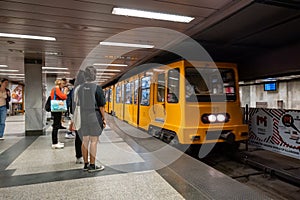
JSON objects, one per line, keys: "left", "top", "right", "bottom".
{"left": 132, "top": 78, "right": 139, "bottom": 127}
{"left": 138, "top": 75, "right": 152, "bottom": 130}
{"left": 151, "top": 72, "right": 166, "bottom": 126}
{"left": 120, "top": 83, "right": 125, "bottom": 120}
{"left": 124, "top": 81, "right": 134, "bottom": 125}
{"left": 108, "top": 87, "right": 112, "bottom": 114}
{"left": 115, "top": 84, "right": 122, "bottom": 119}
{"left": 164, "top": 68, "right": 181, "bottom": 132}
{"left": 104, "top": 89, "right": 109, "bottom": 113}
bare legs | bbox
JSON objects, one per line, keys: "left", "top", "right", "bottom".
{"left": 82, "top": 136, "right": 99, "bottom": 164}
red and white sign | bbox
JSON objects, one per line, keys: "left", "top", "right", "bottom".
{"left": 249, "top": 108, "right": 300, "bottom": 160}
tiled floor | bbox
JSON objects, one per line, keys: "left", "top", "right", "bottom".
{"left": 0, "top": 114, "right": 269, "bottom": 199}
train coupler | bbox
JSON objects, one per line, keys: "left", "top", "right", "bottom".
{"left": 220, "top": 131, "right": 235, "bottom": 144}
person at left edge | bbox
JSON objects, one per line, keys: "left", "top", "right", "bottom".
{"left": 0, "top": 78, "right": 10, "bottom": 140}
{"left": 50, "top": 79, "right": 68, "bottom": 149}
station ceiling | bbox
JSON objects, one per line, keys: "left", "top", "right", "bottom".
{"left": 0, "top": 0, "right": 299, "bottom": 84}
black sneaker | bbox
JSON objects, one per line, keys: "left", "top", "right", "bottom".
{"left": 88, "top": 164, "right": 105, "bottom": 172}
{"left": 83, "top": 163, "right": 89, "bottom": 171}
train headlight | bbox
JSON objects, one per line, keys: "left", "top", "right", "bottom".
{"left": 217, "top": 114, "right": 226, "bottom": 122}
{"left": 201, "top": 113, "right": 230, "bottom": 123}
{"left": 208, "top": 115, "right": 217, "bottom": 122}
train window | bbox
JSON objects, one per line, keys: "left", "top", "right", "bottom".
{"left": 105, "top": 90, "right": 109, "bottom": 102}
{"left": 109, "top": 88, "right": 112, "bottom": 102}
{"left": 125, "top": 82, "right": 133, "bottom": 104}
{"left": 134, "top": 79, "right": 139, "bottom": 105}
{"left": 121, "top": 84, "right": 125, "bottom": 103}
{"left": 141, "top": 77, "right": 150, "bottom": 106}
{"left": 167, "top": 69, "right": 179, "bottom": 103}
{"left": 157, "top": 73, "right": 165, "bottom": 102}
{"left": 116, "top": 86, "right": 121, "bottom": 103}
{"left": 185, "top": 67, "right": 236, "bottom": 102}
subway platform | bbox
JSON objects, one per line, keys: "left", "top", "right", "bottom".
{"left": 0, "top": 115, "right": 269, "bottom": 199}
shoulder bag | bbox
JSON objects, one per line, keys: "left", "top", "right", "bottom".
{"left": 50, "top": 89, "right": 67, "bottom": 112}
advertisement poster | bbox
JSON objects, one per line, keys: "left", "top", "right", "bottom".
{"left": 11, "top": 84, "right": 23, "bottom": 103}
{"left": 249, "top": 108, "right": 300, "bottom": 160}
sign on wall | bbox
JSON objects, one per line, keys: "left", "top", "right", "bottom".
{"left": 11, "top": 84, "right": 23, "bottom": 103}
{"left": 249, "top": 108, "right": 300, "bottom": 160}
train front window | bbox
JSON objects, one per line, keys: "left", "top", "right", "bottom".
{"left": 185, "top": 67, "right": 236, "bottom": 102}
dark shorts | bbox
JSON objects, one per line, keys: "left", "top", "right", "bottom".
{"left": 78, "top": 110, "right": 104, "bottom": 137}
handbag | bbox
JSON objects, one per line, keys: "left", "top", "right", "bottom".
{"left": 73, "top": 87, "right": 81, "bottom": 130}
{"left": 73, "top": 106, "right": 81, "bottom": 130}
{"left": 50, "top": 90, "right": 67, "bottom": 112}
{"left": 45, "top": 96, "right": 51, "bottom": 112}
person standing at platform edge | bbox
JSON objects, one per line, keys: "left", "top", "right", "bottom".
{"left": 50, "top": 79, "right": 68, "bottom": 149}
{"left": 77, "top": 66, "right": 106, "bottom": 172}
{"left": 0, "top": 78, "right": 10, "bottom": 140}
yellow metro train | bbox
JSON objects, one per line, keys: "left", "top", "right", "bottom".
{"left": 104, "top": 60, "right": 248, "bottom": 146}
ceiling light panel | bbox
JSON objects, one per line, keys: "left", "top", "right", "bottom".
{"left": 42, "top": 67, "right": 69, "bottom": 70}
{"left": 99, "top": 42, "right": 154, "bottom": 49}
{"left": 0, "top": 73, "right": 24, "bottom": 76}
{"left": 43, "top": 71, "right": 70, "bottom": 74}
{"left": 8, "top": 76, "right": 24, "bottom": 79}
{"left": 96, "top": 69, "right": 121, "bottom": 72}
{"left": 94, "top": 63, "right": 128, "bottom": 67}
{"left": 96, "top": 73, "right": 117, "bottom": 76}
{"left": 0, "top": 33, "right": 56, "bottom": 41}
{"left": 112, "top": 8, "right": 194, "bottom": 23}
{"left": 0, "top": 69, "right": 19, "bottom": 72}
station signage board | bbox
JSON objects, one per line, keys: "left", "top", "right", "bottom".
{"left": 249, "top": 108, "right": 300, "bottom": 160}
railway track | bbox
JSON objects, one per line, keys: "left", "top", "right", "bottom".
{"left": 192, "top": 144, "right": 300, "bottom": 200}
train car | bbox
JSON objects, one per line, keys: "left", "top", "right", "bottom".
{"left": 111, "top": 60, "right": 248, "bottom": 146}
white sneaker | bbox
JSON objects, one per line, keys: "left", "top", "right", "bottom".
{"left": 52, "top": 143, "right": 64, "bottom": 149}
{"left": 0, "top": 137, "right": 4, "bottom": 140}
{"left": 65, "top": 132, "right": 75, "bottom": 139}
{"left": 58, "top": 142, "right": 64, "bottom": 146}
{"left": 76, "top": 157, "right": 84, "bottom": 164}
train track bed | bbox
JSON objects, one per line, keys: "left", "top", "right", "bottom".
{"left": 196, "top": 144, "right": 300, "bottom": 200}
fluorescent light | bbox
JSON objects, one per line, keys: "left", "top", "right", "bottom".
{"left": 112, "top": 7, "right": 194, "bottom": 23}
{"left": 8, "top": 76, "right": 24, "bottom": 79}
{"left": 43, "top": 71, "right": 70, "bottom": 74}
{"left": 0, "top": 33, "right": 56, "bottom": 41}
{"left": 96, "top": 73, "right": 116, "bottom": 76}
{"left": 99, "top": 41, "right": 154, "bottom": 49}
{"left": 94, "top": 63, "right": 128, "bottom": 67}
{"left": 0, "top": 65, "right": 8, "bottom": 68}
{"left": 153, "top": 69, "right": 165, "bottom": 72}
{"left": 96, "top": 69, "right": 121, "bottom": 72}
{"left": 42, "top": 67, "right": 69, "bottom": 70}
{"left": 0, "top": 69, "right": 19, "bottom": 72}
{"left": 45, "top": 52, "right": 60, "bottom": 56}
{"left": 96, "top": 78, "right": 109, "bottom": 80}
{"left": 0, "top": 73, "right": 24, "bottom": 76}
{"left": 97, "top": 76, "right": 111, "bottom": 79}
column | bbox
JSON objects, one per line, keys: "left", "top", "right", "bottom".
{"left": 24, "top": 58, "right": 43, "bottom": 136}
